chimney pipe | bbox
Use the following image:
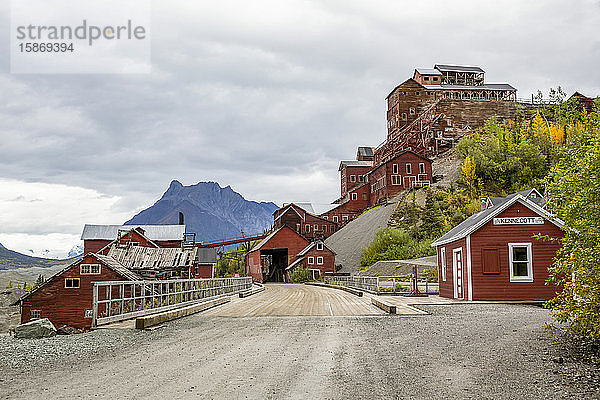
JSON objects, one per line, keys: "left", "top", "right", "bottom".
{"left": 178, "top": 212, "right": 184, "bottom": 225}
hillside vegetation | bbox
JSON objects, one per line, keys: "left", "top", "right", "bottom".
{"left": 364, "top": 88, "right": 600, "bottom": 341}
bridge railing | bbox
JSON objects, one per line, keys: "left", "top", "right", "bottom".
{"left": 325, "top": 276, "right": 379, "bottom": 294}
{"left": 325, "top": 275, "right": 439, "bottom": 295}
{"left": 92, "top": 277, "right": 252, "bottom": 327}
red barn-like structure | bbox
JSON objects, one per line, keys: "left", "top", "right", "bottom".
{"left": 431, "top": 190, "right": 564, "bottom": 301}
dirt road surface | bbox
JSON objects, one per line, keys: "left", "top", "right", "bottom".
{"left": 0, "top": 284, "right": 597, "bottom": 399}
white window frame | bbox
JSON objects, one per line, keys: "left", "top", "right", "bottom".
{"left": 440, "top": 247, "right": 447, "bottom": 281}
{"left": 393, "top": 164, "right": 398, "bottom": 174}
{"left": 316, "top": 242, "right": 324, "bottom": 251}
{"left": 305, "top": 224, "right": 310, "bottom": 233}
{"left": 31, "top": 310, "right": 41, "bottom": 320}
{"left": 317, "top": 256, "right": 324, "bottom": 265}
{"left": 308, "top": 256, "right": 314, "bottom": 265}
{"left": 419, "top": 163, "right": 425, "bottom": 174}
{"left": 351, "top": 193, "right": 357, "bottom": 200}
{"left": 342, "top": 215, "right": 349, "bottom": 221}
{"left": 402, "top": 113, "right": 407, "bottom": 121}
{"left": 333, "top": 216, "right": 338, "bottom": 223}
{"left": 508, "top": 243, "right": 533, "bottom": 282}
{"left": 314, "top": 224, "right": 318, "bottom": 231}
{"left": 65, "top": 278, "right": 80, "bottom": 289}
{"left": 350, "top": 175, "right": 356, "bottom": 182}
{"left": 80, "top": 263, "right": 101, "bottom": 275}
{"left": 405, "top": 163, "right": 412, "bottom": 174}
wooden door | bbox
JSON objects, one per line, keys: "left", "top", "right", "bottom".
{"left": 403, "top": 176, "right": 416, "bottom": 188}
{"left": 453, "top": 248, "right": 464, "bottom": 300}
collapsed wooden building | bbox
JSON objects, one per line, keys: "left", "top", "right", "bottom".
{"left": 14, "top": 224, "right": 218, "bottom": 329}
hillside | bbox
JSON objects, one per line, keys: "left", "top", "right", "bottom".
{"left": 325, "top": 199, "right": 400, "bottom": 274}
{"left": 126, "top": 180, "right": 278, "bottom": 242}
{"left": 0, "top": 245, "right": 67, "bottom": 270}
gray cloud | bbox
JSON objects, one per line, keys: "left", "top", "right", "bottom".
{"left": 1, "top": 0, "right": 599, "bottom": 212}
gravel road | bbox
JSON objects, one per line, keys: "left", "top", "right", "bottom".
{"left": 1, "top": 297, "right": 598, "bottom": 399}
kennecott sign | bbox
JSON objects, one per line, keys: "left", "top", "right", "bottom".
{"left": 493, "top": 217, "right": 544, "bottom": 225}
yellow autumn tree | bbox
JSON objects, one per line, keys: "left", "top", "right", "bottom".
{"left": 462, "top": 155, "right": 477, "bottom": 198}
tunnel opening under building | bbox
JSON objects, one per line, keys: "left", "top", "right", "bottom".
{"left": 260, "top": 248, "right": 288, "bottom": 282}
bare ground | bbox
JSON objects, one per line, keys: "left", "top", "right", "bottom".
{"left": 0, "top": 285, "right": 598, "bottom": 399}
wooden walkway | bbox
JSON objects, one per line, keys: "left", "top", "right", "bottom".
{"left": 201, "top": 283, "right": 385, "bottom": 317}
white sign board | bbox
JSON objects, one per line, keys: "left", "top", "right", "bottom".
{"left": 493, "top": 217, "right": 544, "bottom": 225}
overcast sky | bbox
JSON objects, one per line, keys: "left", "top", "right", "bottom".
{"left": 1, "top": 0, "right": 599, "bottom": 257}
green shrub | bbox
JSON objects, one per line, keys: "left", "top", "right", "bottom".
{"left": 290, "top": 267, "right": 312, "bottom": 283}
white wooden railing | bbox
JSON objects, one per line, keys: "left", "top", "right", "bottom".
{"left": 325, "top": 275, "right": 438, "bottom": 295}
{"left": 92, "top": 277, "right": 252, "bottom": 327}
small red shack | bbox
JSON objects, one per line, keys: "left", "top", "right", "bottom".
{"left": 431, "top": 191, "right": 564, "bottom": 301}
{"left": 285, "top": 240, "right": 336, "bottom": 281}
{"left": 16, "top": 253, "right": 139, "bottom": 329}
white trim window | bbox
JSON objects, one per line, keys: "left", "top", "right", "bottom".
{"left": 508, "top": 243, "right": 533, "bottom": 282}
{"left": 391, "top": 175, "right": 402, "bottom": 185}
{"left": 308, "top": 256, "right": 314, "bottom": 265}
{"left": 350, "top": 175, "right": 356, "bottom": 182}
{"left": 393, "top": 164, "right": 398, "bottom": 174}
{"left": 440, "top": 247, "right": 447, "bottom": 281}
{"left": 317, "top": 256, "right": 324, "bottom": 265}
{"left": 31, "top": 310, "right": 41, "bottom": 320}
{"left": 65, "top": 278, "right": 80, "bottom": 289}
{"left": 305, "top": 224, "right": 310, "bottom": 233}
{"left": 316, "top": 242, "right": 324, "bottom": 251}
{"left": 333, "top": 216, "right": 339, "bottom": 223}
{"left": 342, "top": 215, "right": 349, "bottom": 221}
{"left": 405, "top": 163, "right": 412, "bottom": 174}
{"left": 351, "top": 193, "right": 357, "bottom": 200}
{"left": 419, "top": 163, "right": 425, "bottom": 174}
{"left": 80, "top": 263, "right": 101, "bottom": 275}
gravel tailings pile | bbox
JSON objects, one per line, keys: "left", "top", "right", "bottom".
{"left": 325, "top": 200, "right": 399, "bottom": 274}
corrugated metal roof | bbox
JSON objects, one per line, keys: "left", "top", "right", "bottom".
{"left": 107, "top": 246, "right": 198, "bottom": 270}
{"left": 81, "top": 224, "right": 186, "bottom": 241}
{"left": 415, "top": 68, "right": 442, "bottom": 76}
{"left": 434, "top": 64, "right": 485, "bottom": 73}
{"left": 431, "top": 193, "right": 563, "bottom": 247}
{"left": 339, "top": 160, "right": 372, "bottom": 167}
{"left": 94, "top": 254, "right": 141, "bottom": 280}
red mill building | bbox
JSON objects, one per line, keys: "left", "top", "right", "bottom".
{"left": 377, "top": 64, "right": 519, "bottom": 163}
{"left": 246, "top": 64, "right": 529, "bottom": 282}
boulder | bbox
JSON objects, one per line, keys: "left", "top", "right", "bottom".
{"left": 14, "top": 318, "right": 56, "bottom": 339}
{"left": 56, "top": 325, "right": 79, "bottom": 335}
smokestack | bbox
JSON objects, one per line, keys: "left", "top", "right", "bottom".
{"left": 178, "top": 212, "right": 184, "bottom": 225}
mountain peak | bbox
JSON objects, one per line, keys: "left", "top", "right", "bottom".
{"left": 125, "top": 180, "right": 278, "bottom": 242}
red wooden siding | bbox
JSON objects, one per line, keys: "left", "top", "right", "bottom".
{"left": 246, "top": 226, "right": 310, "bottom": 283}
{"left": 469, "top": 202, "right": 563, "bottom": 301}
{"left": 20, "top": 254, "right": 130, "bottom": 330}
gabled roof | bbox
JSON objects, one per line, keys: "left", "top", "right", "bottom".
{"left": 297, "top": 240, "right": 335, "bottom": 257}
{"left": 249, "top": 226, "right": 308, "bottom": 253}
{"left": 386, "top": 78, "right": 425, "bottom": 99}
{"left": 81, "top": 224, "right": 186, "bottom": 241}
{"left": 434, "top": 64, "right": 485, "bottom": 73}
{"left": 13, "top": 253, "right": 140, "bottom": 305}
{"left": 277, "top": 202, "right": 338, "bottom": 220}
{"left": 285, "top": 257, "right": 304, "bottom": 271}
{"left": 431, "top": 194, "right": 564, "bottom": 247}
